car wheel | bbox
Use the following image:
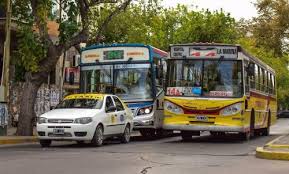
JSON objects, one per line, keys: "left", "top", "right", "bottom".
{"left": 121, "top": 125, "right": 131, "bottom": 143}
{"left": 91, "top": 125, "right": 103, "bottom": 147}
{"left": 39, "top": 140, "right": 51, "bottom": 147}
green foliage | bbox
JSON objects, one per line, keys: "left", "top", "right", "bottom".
{"left": 91, "top": 3, "right": 238, "bottom": 50}
{"left": 15, "top": 26, "right": 47, "bottom": 72}
{"left": 238, "top": 38, "right": 289, "bottom": 108}
{"left": 58, "top": 0, "right": 80, "bottom": 44}
{"left": 253, "top": 0, "right": 289, "bottom": 56}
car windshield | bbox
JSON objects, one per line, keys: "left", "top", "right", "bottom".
{"left": 56, "top": 99, "right": 103, "bottom": 109}
{"left": 114, "top": 64, "right": 153, "bottom": 100}
{"left": 166, "top": 60, "right": 243, "bottom": 98}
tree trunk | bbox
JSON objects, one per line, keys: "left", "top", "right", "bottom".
{"left": 16, "top": 79, "right": 41, "bottom": 136}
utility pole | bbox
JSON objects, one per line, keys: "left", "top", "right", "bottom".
{"left": 0, "top": 0, "right": 12, "bottom": 135}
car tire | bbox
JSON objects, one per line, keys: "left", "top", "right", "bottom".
{"left": 120, "top": 125, "right": 131, "bottom": 143}
{"left": 39, "top": 140, "right": 51, "bottom": 147}
{"left": 91, "top": 125, "right": 103, "bottom": 147}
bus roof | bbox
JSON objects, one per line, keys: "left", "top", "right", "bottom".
{"left": 82, "top": 43, "right": 167, "bottom": 55}
{"left": 170, "top": 43, "right": 275, "bottom": 74}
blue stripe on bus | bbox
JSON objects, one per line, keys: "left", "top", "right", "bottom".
{"left": 81, "top": 43, "right": 152, "bottom": 52}
{"left": 126, "top": 101, "right": 154, "bottom": 108}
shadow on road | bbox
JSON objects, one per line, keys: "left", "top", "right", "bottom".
{"left": 165, "top": 133, "right": 269, "bottom": 144}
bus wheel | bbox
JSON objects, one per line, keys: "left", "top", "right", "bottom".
{"left": 239, "top": 131, "right": 250, "bottom": 141}
{"left": 249, "top": 111, "right": 255, "bottom": 138}
{"left": 181, "top": 131, "right": 193, "bottom": 141}
{"left": 261, "top": 112, "right": 271, "bottom": 136}
{"left": 139, "top": 129, "right": 156, "bottom": 138}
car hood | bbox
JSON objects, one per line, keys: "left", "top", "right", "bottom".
{"left": 40, "top": 109, "right": 100, "bottom": 119}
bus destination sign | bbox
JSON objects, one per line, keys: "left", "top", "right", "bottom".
{"left": 171, "top": 46, "right": 238, "bottom": 59}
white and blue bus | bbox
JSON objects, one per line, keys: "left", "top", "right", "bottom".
{"left": 80, "top": 44, "right": 168, "bottom": 137}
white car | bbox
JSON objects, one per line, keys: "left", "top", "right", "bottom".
{"left": 37, "top": 93, "right": 133, "bottom": 147}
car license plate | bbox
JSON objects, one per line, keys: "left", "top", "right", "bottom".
{"left": 53, "top": 129, "right": 65, "bottom": 135}
{"left": 196, "top": 115, "right": 208, "bottom": 121}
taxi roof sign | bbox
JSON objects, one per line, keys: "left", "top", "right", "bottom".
{"left": 64, "top": 93, "right": 104, "bottom": 100}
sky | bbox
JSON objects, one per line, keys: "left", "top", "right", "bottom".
{"left": 162, "top": 0, "right": 258, "bottom": 20}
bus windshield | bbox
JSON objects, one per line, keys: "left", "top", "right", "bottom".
{"left": 81, "top": 64, "right": 153, "bottom": 100}
{"left": 166, "top": 60, "right": 243, "bottom": 98}
{"left": 114, "top": 64, "right": 153, "bottom": 100}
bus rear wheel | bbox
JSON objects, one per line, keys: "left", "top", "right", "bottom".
{"left": 261, "top": 112, "right": 271, "bottom": 136}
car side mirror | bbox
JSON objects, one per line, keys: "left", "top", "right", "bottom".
{"left": 106, "top": 106, "right": 116, "bottom": 113}
{"left": 247, "top": 63, "right": 255, "bottom": 77}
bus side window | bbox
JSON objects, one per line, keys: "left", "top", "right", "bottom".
{"left": 255, "top": 64, "right": 259, "bottom": 90}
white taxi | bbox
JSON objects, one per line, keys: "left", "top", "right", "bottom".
{"left": 36, "top": 93, "right": 133, "bottom": 147}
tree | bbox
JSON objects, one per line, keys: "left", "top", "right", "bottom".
{"left": 94, "top": 4, "right": 238, "bottom": 51}
{"left": 13, "top": 0, "right": 132, "bottom": 136}
{"left": 253, "top": 0, "right": 289, "bottom": 56}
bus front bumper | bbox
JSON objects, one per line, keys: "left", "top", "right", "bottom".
{"left": 163, "top": 124, "right": 249, "bottom": 133}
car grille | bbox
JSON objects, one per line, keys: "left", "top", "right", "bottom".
{"left": 48, "top": 132, "right": 72, "bottom": 137}
{"left": 48, "top": 119, "right": 74, "bottom": 123}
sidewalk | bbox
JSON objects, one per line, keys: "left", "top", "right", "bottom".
{"left": 256, "top": 134, "right": 289, "bottom": 160}
{"left": 0, "top": 127, "right": 38, "bottom": 145}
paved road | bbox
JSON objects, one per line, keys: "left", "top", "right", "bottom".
{"left": 1, "top": 119, "right": 289, "bottom": 174}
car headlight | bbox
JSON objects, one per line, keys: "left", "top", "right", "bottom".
{"left": 137, "top": 106, "right": 153, "bottom": 116}
{"left": 74, "top": 117, "right": 93, "bottom": 124}
{"left": 164, "top": 101, "right": 184, "bottom": 114}
{"left": 37, "top": 117, "right": 47, "bottom": 124}
{"left": 220, "top": 103, "right": 242, "bottom": 116}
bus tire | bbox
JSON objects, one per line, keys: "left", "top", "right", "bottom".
{"left": 239, "top": 131, "right": 250, "bottom": 141}
{"left": 262, "top": 111, "right": 271, "bottom": 136}
{"left": 139, "top": 129, "right": 156, "bottom": 138}
{"left": 250, "top": 110, "right": 255, "bottom": 138}
{"left": 181, "top": 131, "right": 193, "bottom": 141}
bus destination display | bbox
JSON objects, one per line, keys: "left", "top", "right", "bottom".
{"left": 103, "top": 50, "right": 124, "bottom": 60}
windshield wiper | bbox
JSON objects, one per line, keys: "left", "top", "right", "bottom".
{"left": 217, "top": 55, "right": 225, "bottom": 65}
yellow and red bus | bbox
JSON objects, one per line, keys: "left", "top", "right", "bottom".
{"left": 163, "top": 43, "right": 277, "bottom": 140}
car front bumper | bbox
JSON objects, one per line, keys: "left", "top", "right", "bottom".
{"left": 36, "top": 123, "right": 95, "bottom": 141}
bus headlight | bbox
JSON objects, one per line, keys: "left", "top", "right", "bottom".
{"left": 137, "top": 106, "right": 153, "bottom": 116}
{"left": 164, "top": 101, "right": 184, "bottom": 114}
{"left": 220, "top": 103, "right": 242, "bottom": 116}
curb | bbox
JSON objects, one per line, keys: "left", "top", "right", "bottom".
{"left": 256, "top": 147, "right": 289, "bottom": 160}
{"left": 256, "top": 135, "right": 289, "bottom": 161}
{"left": 0, "top": 137, "right": 38, "bottom": 145}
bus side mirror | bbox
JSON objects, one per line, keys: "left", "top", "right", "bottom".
{"left": 247, "top": 63, "right": 255, "bottom": 76}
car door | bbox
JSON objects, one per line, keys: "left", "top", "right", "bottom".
{"left": 103, "top": 96, "right": 118, "bottom": 135}
{"left": 112, "top": 96, "right": 127, "bottom": 133}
